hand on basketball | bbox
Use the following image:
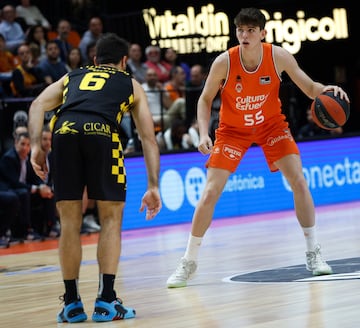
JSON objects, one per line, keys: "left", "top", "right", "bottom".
{"left": 322, "top": 85, "right": 350, "bottom": 103}
{"left": 311, "top": 89, "right": 350, "bottom": 130}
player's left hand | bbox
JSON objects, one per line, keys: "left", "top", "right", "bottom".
{"left": 139, "top": 187, "right": 162, "bottom": 220}
{"left": 30, "top": 146, "right": 48, "bottom": 181}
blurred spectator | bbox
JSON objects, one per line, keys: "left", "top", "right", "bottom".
{"left": 0, "top": 33, "right": 18, "bottom": 73}
{"left": 297, "top": 107, "right": 343, "bottom": 139}
{"left": 13, "top": 110, "right": 28, "bottom": 134}
{"left": 40, "top": 124, "right": 60, "bottom": 238}
{"left": 145, "top": 45, "right": 172, "bottom": 83}
{"left": 164, "top": 47, "right": 191, "bottom": 82}
{"left": 0, "top": 32, "right": 18, "bottom": 96}
{"left": 27, "top": 41, "right": 41, "bottom": 66}
{"left": 141, "top": 67, "right": 165, "bottom": 128}
{"left": 10, "top": 43, "right": 50, "bottom": 97}
{"left": 0, "top": 118, "right": 28, "bottom": 243}
{"left": 37, "top": 40, "right": 68, "bottom": 83}
{"left": 164, "top": 65, "right": 186, "bottom": 102}
{"left": 184, "top": 118, "right": 200, "bottom": 149}
{"left": 185, "top": 64, "right": 207, "bottom": 125}
{"left": 0, "top": 131, "right": 48, "bottom": 241}
{"left": 0, "top": 5, "right": 26, "bottom": 53}
{"left": 65, "top": 47, "right": 83, "bottom": 71}
{"left": 157, "top": 118, "right": 192, "bottom": 151}
{"left": 79, "top": 16, "right": 103, "bottom": 60}
{"left": 83, "top": 40, "right": 96, "bottom": 66}
{"left": 50, "top": 19, "right": 73, "bottom": 63}
{"left": 26, "top": 24, "right": 48, "bottom": 63}
{"left": 1, "top": 114, "right": 29, "bottom": 154}
{"left": 162, "top": 65, "right": 187, "bottom": 129}
{"left": 0, "top": 180, "right": 19, "bottom": 248}
{"left": 126, "top": 43, "right": 147, "bottom": 84}
{"left": 16, "top": 0, "right": 51, "bottom": 31}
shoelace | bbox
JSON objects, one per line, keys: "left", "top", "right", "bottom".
{"left": 110, "top": 297, "right": 123, "bottom": 304}
{"left": 175, "top": 262, "right": 191, "bottom": 277}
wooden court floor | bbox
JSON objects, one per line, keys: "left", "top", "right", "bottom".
{"left": 1, "top": 200, "right": 360, "bottom": 328}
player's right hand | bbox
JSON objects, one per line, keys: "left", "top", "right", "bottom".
{"left": 198, "top": 135, "right": 213, "bottom": 155}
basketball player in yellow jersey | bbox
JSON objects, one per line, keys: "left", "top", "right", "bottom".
{"left": 167, "top": 7, "right": 350, "bottom": 288}
{"left": 28, "top": 33, "right": 162, "bottom": 322}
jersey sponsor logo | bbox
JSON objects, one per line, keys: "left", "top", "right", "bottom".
{"left": 259, "top": 76, "right": 271, "bottom": 84}
{"left": 54, "top": 121, "right": 79, "bottom": 135}
{"left": 266, "top": 129, "right": 293, "bottom": 146}
{"left": 213, "top": 146, "right": 220, "bottom": 154}
{"left": 235, "top": 93, "right": 269, "bottom": 111}
{"left": 223, "top": 144, "right": 242, "bottom": 160}
{"left": 83, "top": 122, "right": 111, "bottom": 137}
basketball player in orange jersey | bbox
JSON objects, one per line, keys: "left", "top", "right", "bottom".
{"left": 167, "top": 7, "right": 350, "bottom": 288}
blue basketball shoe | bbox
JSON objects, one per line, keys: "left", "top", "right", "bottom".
{"left": 57, "top": 299, "right": 87, "bottom": 323}
{"left": 92, "top": 298, "right": 136, "bottom": 322}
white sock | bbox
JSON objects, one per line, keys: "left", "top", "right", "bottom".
{"left": 302, "top": 226, "right": 318, "bottom": 252}
{"left": 183, "top": 234, "right": 202, "bottom": 262}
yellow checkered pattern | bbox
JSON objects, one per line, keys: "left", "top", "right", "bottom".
{"left": 111, "top": 132, "right": 126, "bottom": 184}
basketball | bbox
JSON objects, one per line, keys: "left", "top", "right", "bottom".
{"left": 311, "top": 91, "right": 350, "bottom": 130}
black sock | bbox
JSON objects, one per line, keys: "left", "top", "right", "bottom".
{"left": 64, "top": 279, "right": 80, "bottom": 304}
{"left": 98, "top": 273, "right": 116, "bottom": 302}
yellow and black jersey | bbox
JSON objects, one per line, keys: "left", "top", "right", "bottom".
{"left": 58, "top": 65, "right": 134, "bottom": 129}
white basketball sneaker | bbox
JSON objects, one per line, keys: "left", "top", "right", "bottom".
{"left": 167, "top": 257, "right": 197, "bottom": 288}
{"left": 82, "top": 214, "right": 101, "bottom": 232}
{"left": 306, "top": 244, "right": 333, "bottom": 276}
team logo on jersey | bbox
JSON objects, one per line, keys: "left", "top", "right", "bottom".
{"left": 235, "top": 75, "right": 243, "bottom": 93}
{"left": 54, "top": 121, "right": 79, "bottom": 134}
{"left": 235, "top": 82, "right": 243, "bottom": 93}
{"left": 223, "top": 144, "right": 242, "bottom": 160}
{"left": 259, "top": 76, "right": 271, "bottom": 84}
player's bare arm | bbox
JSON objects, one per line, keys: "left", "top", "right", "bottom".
{"left": 28, "top": 75, "right": 66, "bottom": 179}
{"left": 131, "top": 79, "right": 162, "bottom": 219}
{"left": 275, "top": 46, "right": 349, "bottom": 102}
{"left": 197, "top": 52, "right": 228, "bottom": 154}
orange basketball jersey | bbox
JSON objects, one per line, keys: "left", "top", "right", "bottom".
{"left": 218, "top": 43, "right": 286, "bottom": 132}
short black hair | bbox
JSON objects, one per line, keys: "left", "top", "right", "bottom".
{"left": 95, "top": 33, "right": 129, "bottom": 65}
{"left": 15, "top": 131, "right": 30, "bottom": 142}
{"left": 234, "top": 8, "right": 266, "bottom": 30}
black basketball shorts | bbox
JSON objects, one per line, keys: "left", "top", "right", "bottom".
{"left": 51, "top": 112, "right": 126, "bottom": 202}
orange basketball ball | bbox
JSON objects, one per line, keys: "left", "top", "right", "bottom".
{"left": 311, "top": 91, "right": 350, "bottom": 130}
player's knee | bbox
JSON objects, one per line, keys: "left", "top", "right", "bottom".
{"left": 288, "top": 175, "right": 309, "bottom": 193}
{"left": 201, "top": 187, "right": 221, "bottom": 205}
